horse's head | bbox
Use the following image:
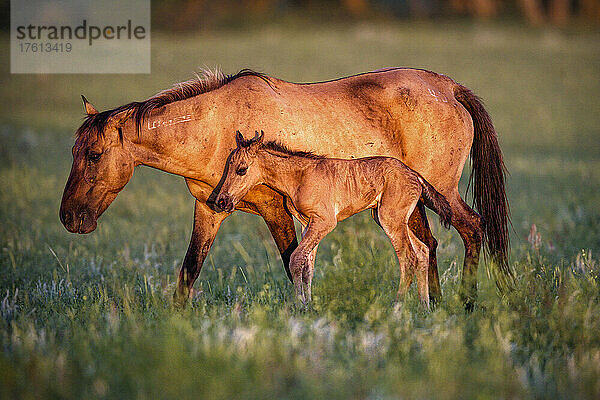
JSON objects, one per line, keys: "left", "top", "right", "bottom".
{"left": 216, "top": 130, "right": 264, "bottom": 213}
{"left": 60, "top": 96, "right": 136, "bottom": 233}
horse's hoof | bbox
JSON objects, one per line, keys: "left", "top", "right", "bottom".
{"left": 464, "top": 301, "right": 474, "bottom": 313}
{"left": 172, "top": 289, "right": 190, "bottom": 309}
{"left": 429, "top": 294, "right": 441, "bottom": 309}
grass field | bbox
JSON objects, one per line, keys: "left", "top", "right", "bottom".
{"left": 1, "top": 21, "right": 600, "bottom": 398}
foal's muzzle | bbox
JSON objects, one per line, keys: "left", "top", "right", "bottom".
{"left": 216, "top": 194, "right": 235, "bottom": 213}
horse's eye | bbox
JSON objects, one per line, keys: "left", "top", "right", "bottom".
{"left": 236, "top": 166, "right": 247, "bottom": 176}
{"left": 88, "top": 151, "right": 102, "bottom": 162}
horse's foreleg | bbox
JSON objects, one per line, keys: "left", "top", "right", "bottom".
{"left": 174, "top": 200, "right": 228, "bottom": 307}
{"left": 255, "top": 199, "right": 298, "bottom": 283}
{"left": 408, "top": 202, "right": 441, "bottom": 305}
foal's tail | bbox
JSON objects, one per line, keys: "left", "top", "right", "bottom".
{"left": 454, "top": 85, "right": 513, "bottom": 288}
{"left": 417, "top": 175, "right": 452, "bottom": 229}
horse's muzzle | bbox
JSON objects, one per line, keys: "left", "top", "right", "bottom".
{"left": 60, "top": 208, "right": 97, "bottom": 234}
{"left": 216, "top": 194, "right": 235, "bottom": 213}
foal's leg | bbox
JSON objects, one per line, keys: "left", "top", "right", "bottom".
{"left": 377, "top": 182, "right": 430, "bottom": 307}
{"left": 302, "top": 244, "right": 319, "bottom": 303}
{"left": 174, "top": 200, "right": 229, "bottom": 307}
{"left": 290, "top": 217, "right": 336, "bottom": 304}
{"left": 378, "top": 205, "right": 438, "bottom": 303}
{"left": 448, "top": 192, "right": 483, "bottom": 311}
{"left": 381, "top": 223, "right": 429, "bottom": 306}
{"left": 408, "top": 202, "right": 441, "bottom": 304}
{"left": 372, "top": 207, "right": 414, "bottom": 295}
{"left": 407, "top": 227, "right": 430, "bottom": 307}
{"left": 298, "top": 222, "right": 320, "bottom": 303}
{"left": 387, "top": 228, "right": 416, "bottom": 299}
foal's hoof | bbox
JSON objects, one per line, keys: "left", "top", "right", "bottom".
{"left": 292, "top": 296, "right": 310, "bottom": 312}
{"left": 460, "top": 292, "right": 476, "bottom": 313}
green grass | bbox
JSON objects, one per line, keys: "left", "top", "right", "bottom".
{"left": 1, "top": 21, "right": 600, "bottom": 399}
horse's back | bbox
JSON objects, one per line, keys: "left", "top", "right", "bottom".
{"left": 217, "top": 68, "right": 475, "bottom": 193}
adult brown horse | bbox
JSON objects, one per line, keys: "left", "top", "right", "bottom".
{"left": 60, "top": 68, "right": 511, "bottom": 309}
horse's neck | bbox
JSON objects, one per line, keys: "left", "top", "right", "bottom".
{"left": 258, "top": 151, "right": 316, "bottom": 198}
{"left": 127, "top": 104, "right": 220, "bottom": 180}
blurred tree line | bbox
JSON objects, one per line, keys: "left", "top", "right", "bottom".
{"left": 151, "top": 0, "right": 600, "bottom": 30}
{"left": 0, "top": 0, "right": 598, "bottom": 31}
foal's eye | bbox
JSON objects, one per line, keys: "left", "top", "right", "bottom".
{"left": 236, "top": 166, "right": 247, "bottom": 176}
{"left": 88, "top": 151, "right": 102, "bottom": 162}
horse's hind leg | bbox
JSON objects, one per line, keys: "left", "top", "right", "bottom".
{"left": 408, "top": 201, "right": 441, "bottom": 305}
{"left": 449, "top": 192, "right": 483, "bottom": 311}
{"left": 255, "top": 196, "right": 298, "bottom": 283}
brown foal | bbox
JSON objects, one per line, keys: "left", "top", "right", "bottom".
{"left": 216, "top": 131, "right": 452, "bottom": 307}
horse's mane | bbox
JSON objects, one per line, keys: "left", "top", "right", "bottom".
{"left": 76, "top": 68, "right": 270, "bottom": 139}
{"left": 261, "top": 140, "right": 325, "bottom": 160}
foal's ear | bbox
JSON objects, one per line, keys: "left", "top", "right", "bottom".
{"left": 253, "top": 130, "right": 264, "bottom": 144}
{"left": 235, "top": 130, "right": 245, "bottom": 148}
{"left": 81, "top": 95, "right": 98, "bottom": 115}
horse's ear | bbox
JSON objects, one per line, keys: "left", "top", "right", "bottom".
{"left": 81, "top": 95, "right": 98, "bottom": 115}
{"left": 235, "top": 130, "right": 245, "bottom": 148}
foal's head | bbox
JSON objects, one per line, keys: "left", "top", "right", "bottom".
{"left": 216, "top": 130, "right": 265, "bottom": 212}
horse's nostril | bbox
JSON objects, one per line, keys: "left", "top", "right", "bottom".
{"left": 60, "top": 210, "right": 72, "bottom": 226}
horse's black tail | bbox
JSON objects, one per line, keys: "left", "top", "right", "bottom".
{"left": 417, "top": 175, "right": 453, "bottom": 229}
{"left": 454, "top": 85, "right": 513, "bottom": 289}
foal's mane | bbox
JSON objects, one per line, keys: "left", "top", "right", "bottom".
{"left": 261, "top": 141, "right": 325, "bottom": 160}
{"left": 237, "top": 136, "right": 323, "bottom": 159}
{"left": 77, "top": 68, "right": 270, "bottom": 139}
